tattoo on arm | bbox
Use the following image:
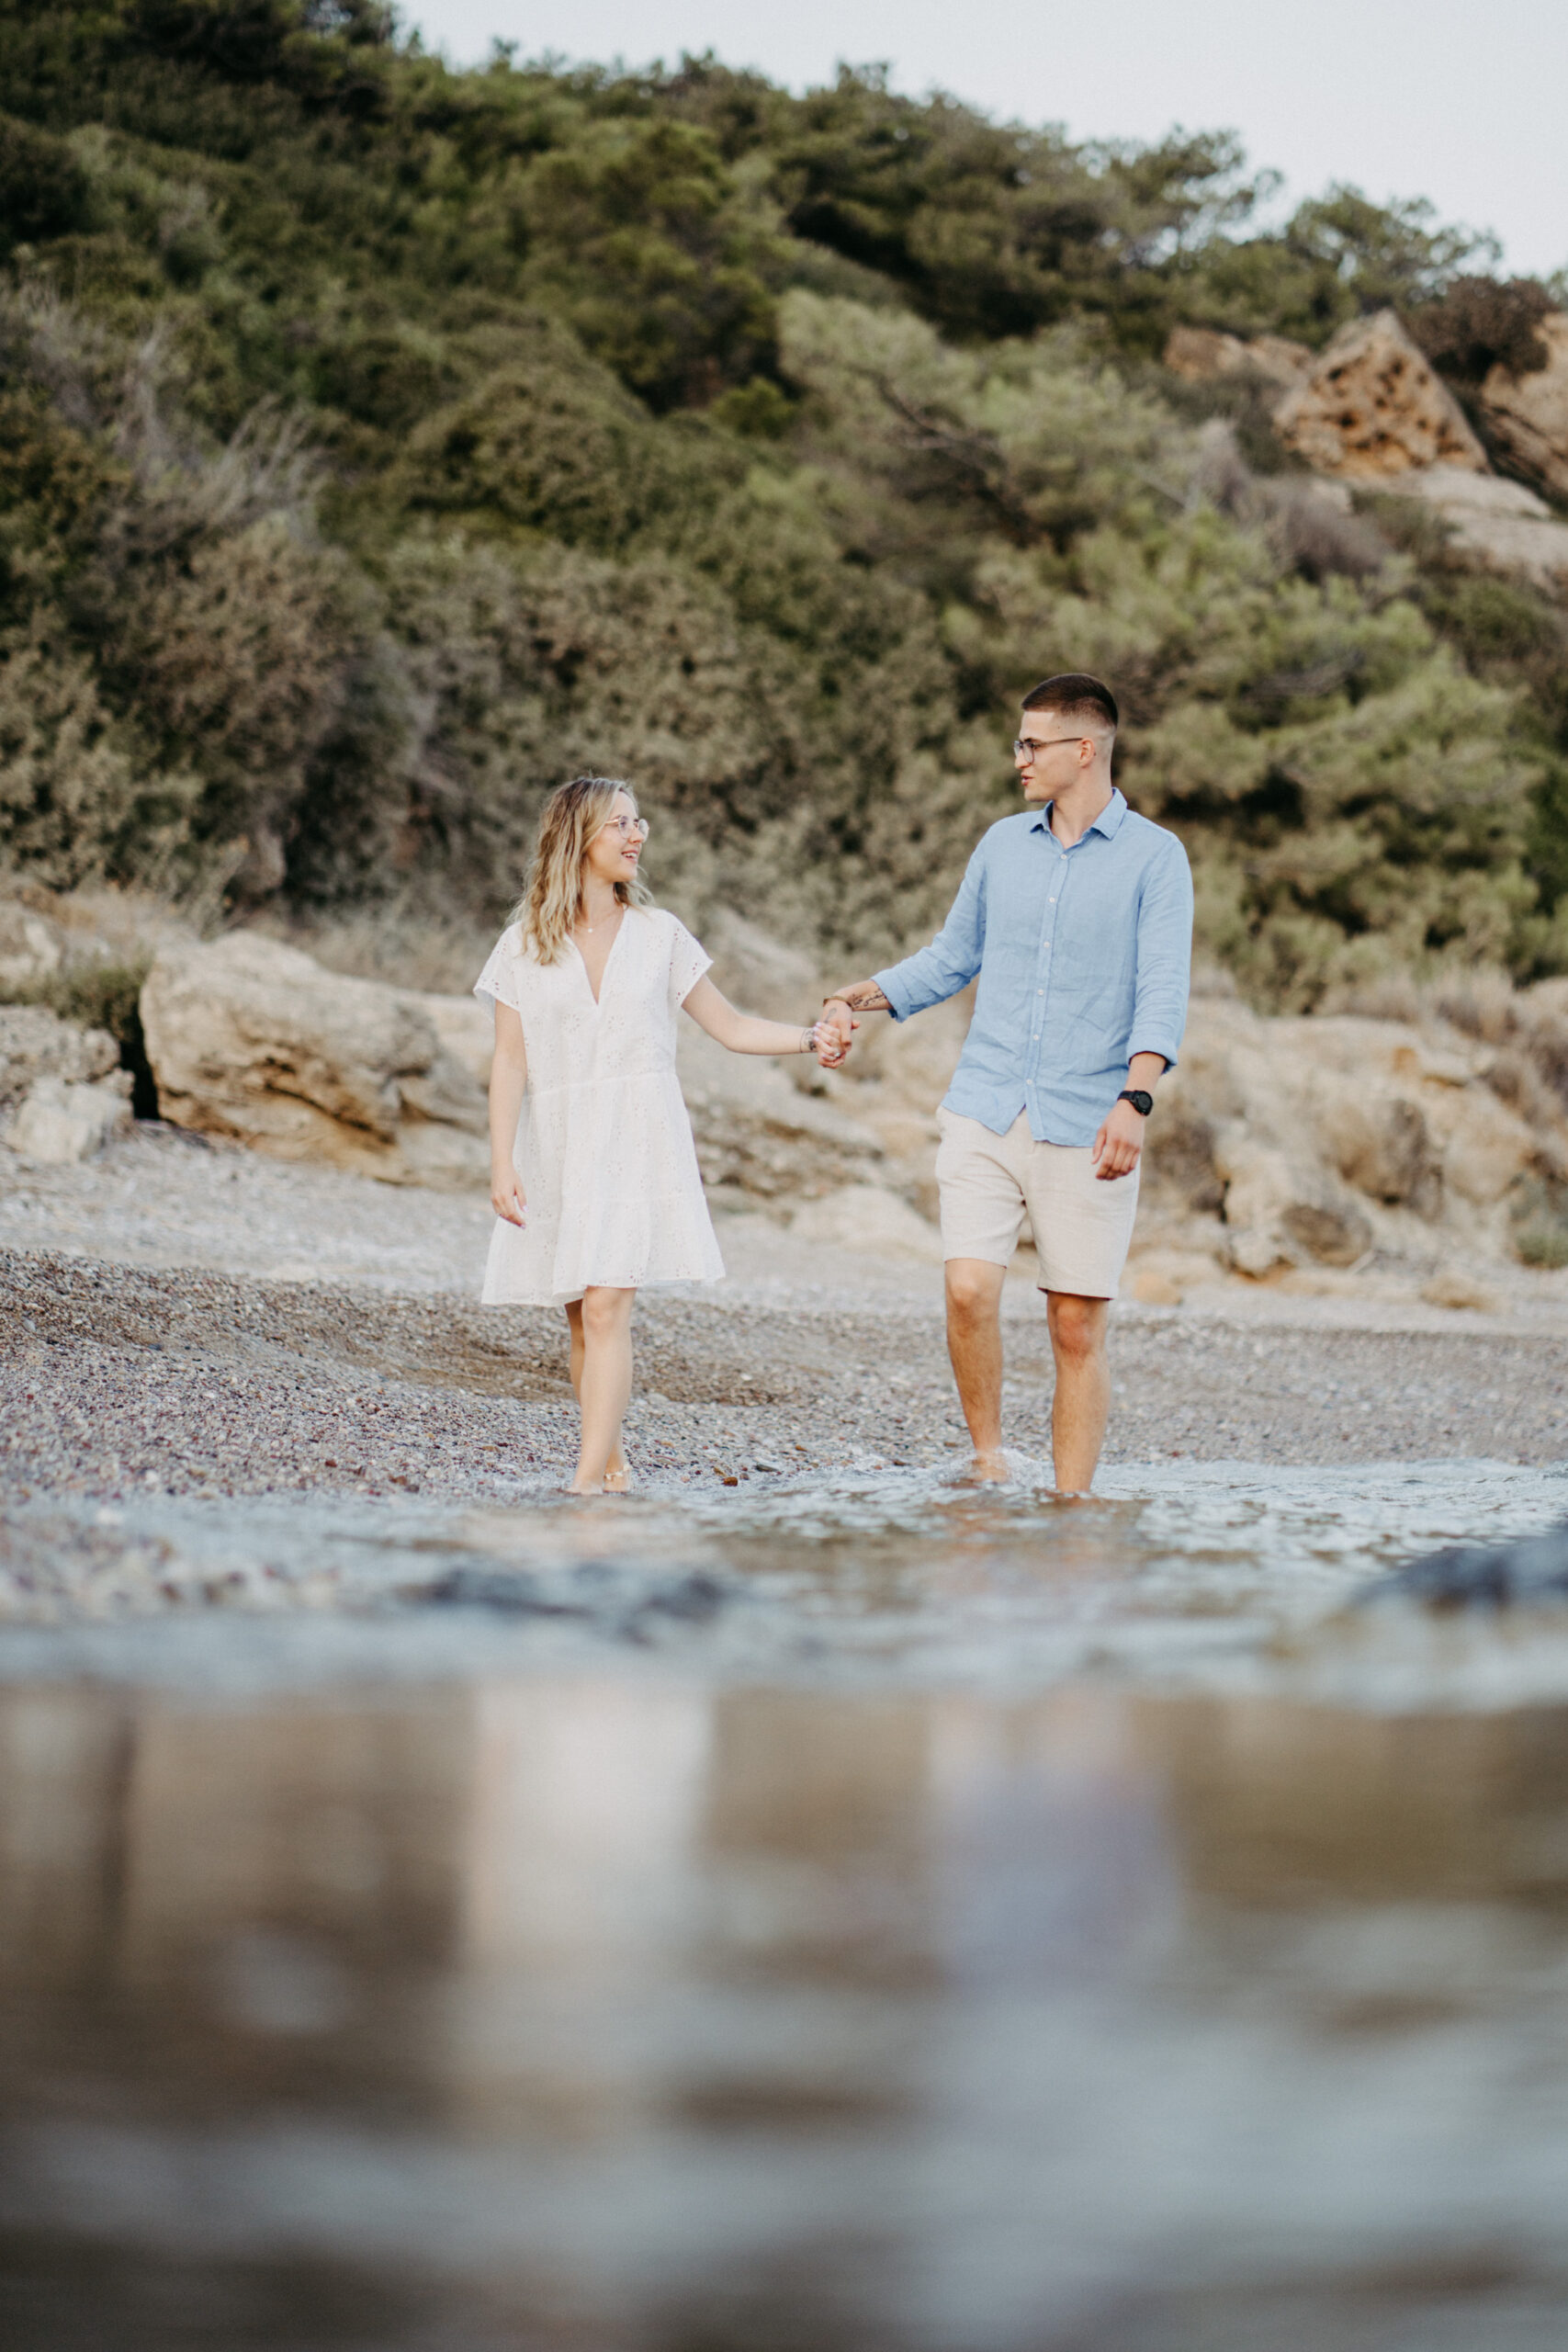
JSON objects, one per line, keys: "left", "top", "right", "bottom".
{"left": 826, "top": 983, "right": 892, "bottom": 1014}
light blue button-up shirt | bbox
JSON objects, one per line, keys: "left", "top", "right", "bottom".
{"left": 874, "top": 789, "right": 1193, "bottom": 1147}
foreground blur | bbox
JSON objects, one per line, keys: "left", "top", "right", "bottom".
{"left": 5, "top": 1658, "right": 1568, "bottom": 2350}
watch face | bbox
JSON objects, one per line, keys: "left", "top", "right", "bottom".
{"left": 1123, "top": 1090, "right": 1153, "bottom": 1115}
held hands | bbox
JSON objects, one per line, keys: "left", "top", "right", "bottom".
{"left": 1090, "top": 1098, "right": 1145, "bottom": 1181}
{"left": 491, "top": 1160, "right": 527, "bottom": 1226}
{"left": 816, "top": 1000, "right": 857, "bottom": 1068}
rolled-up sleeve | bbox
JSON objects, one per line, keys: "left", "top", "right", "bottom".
{"left": 1129, "top": 837, "right": 1193, "bottom": 1069}
{"left": 874, "top": 848, "right": 987, "bottom": 1021}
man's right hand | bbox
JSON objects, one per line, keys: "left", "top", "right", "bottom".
{"left": 818, "top": 998, "right": 857, "bottom": 1066}
{"left": 818, "top": 980, "right": 893, "bottom": 1066}
{"left": 491, "top": 1161, "right": 527, "bottom": 1226}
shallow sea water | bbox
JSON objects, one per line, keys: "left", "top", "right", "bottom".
{"left": 5, "top": 1459, "right": 1568, "bottom": 2348}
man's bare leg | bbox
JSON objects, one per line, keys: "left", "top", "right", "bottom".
{"left": 944, "top": 1258, "right": 1010, "bottom": 1478}
{"left": 1046, "top": 1292, "right": 1111, "bottom": 1494}
{"left": 565, "top": 1292, "right": 633, "bottom": 1491}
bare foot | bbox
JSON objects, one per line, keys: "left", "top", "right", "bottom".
{"left": 949, "top": 1450, "right": 1011, "bottom": 1486}
{"left": 602, "top": 1463, "right": 633, "bottom": 1494}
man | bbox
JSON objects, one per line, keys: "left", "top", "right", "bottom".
{"left": 820, "top": 673, "right": 1192, "bottom": 1493}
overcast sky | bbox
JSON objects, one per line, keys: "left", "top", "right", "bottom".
{"left": 406, "top": 0, "right": 1568, "bottom": 279}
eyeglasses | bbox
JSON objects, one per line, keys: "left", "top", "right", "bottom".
{"left": 1013, "top": 736, "right": 1088, "bottom": 761}
{"left": 596, "top": 815, "right": 650, "bottom": 841}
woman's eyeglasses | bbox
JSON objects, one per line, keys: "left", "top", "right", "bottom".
{"left": 596, "top": 815, "right": 650, "bottom": 842}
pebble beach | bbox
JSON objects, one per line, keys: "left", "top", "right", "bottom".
{"left": 4, "top": 1123, "right": 1567, "bottom": 1623}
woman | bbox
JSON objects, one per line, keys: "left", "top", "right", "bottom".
{"left": 476, "top": 775, "right": 840, "bottom": 1495}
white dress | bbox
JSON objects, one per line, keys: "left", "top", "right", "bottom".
{"left": 473, "top": 905, "right": 726, "bottom": 1307}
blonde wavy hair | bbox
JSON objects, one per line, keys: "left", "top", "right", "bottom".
{"left": 513, "top": 775, "right": 651, "bottom": 965}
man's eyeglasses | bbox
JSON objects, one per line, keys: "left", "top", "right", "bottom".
{"left": 596, "top": 815, "right": 650, "bottom": 841}
{"left": 1013, "top": 736, "right": 1088, "bottom": 761}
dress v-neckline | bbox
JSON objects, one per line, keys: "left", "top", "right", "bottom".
{"left": 570, "top": 908, "right": 627, "bottom": 1007}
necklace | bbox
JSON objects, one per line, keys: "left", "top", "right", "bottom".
{"left": 575, "top": 900, "right": 622, "bottom": 936}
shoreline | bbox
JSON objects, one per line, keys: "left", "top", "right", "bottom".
{"left": 4, "top": 1124, "right": 1565, "bottom": 1545}
{"left": 6, "top": 1241, "right": 1566, "bottom": 1516}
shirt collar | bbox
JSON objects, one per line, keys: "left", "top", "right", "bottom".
{"left": 1030, "top": 786, "right": 1127, "bottom": 842}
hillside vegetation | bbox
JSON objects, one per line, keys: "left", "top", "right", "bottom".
{"left": 3, "top": 0, "right": 1568, "bottom": 999}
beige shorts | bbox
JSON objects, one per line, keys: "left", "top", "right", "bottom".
{"left": 935, "top": 1107, "right": 1140, "bottom": 1297}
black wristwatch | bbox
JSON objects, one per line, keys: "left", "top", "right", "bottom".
{"left": 1117, "top": 1089, "right": 1154, "bottom": 1116}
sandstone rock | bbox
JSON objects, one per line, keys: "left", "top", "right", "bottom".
{"left": 0, "top": 1003, "right": 119, "bottom": 1111}
{"left": 678, "top": 1023, "right": 883, "bottom": 1204}
{"left": 1127, "top": 1248, "right": 1224, "bottom": 1306}
{"left": 0, "top": 903, "right": 62, "bottom": 995}
{"left": 1249, "top": 334, "right": 1318, "bottom": 390}
{"left": 1480, "top": 312, "right": 1568, "bottom": 501}
{"left": 1419, "top": 1270, "right": 1500, "bottom": 1313}
{"left": 1316, "top": 1093, "right": 1440, "bottom": 1214}
{"left": 1137, "top": 998, "right": 1561, "bottom": 1276}
{"left": 9, "top": 1072, "right": 132, "bottom": 1163}
{"left": 1272, "top": 310, "right": 1489, "bottom": 480}
{"left": 676, "top": 907, "right": 908, "bottom": 1204}
{"left": 1213, "top": 1131, "right": 1373, "bottom": 1274}
{"left": 1376, "top": 465, "right": 1568, "bottom": 591}
{"left": 1433, "top": 1080, "right": 1540, "bottom": 1209}
{"left": 787, "top": 1183, "right": 944, "bottom": 1262}
{"left": 140, "top": 934, "right": 490, "bottom": 1188}
{"left": 1165, "top": 325, "right": 1250, "bottom": 382}
{"left": 415, "top": 991, "right": 494, "bottom": 1091}
{"left": 1163, "top": 326, "right": 1313, "bottom": 395}
{"left": 704, "top": 905, "right": 819, "bottom": 1014}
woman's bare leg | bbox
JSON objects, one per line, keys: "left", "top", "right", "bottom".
{"left": 568, "top": 1287, "right": 636, "bottom": 1493}
{"left": 565, "top": 1298, "right": 629, "bottom": 1487}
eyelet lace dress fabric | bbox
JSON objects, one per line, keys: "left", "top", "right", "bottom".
{"left": 473, "top": 907, "right": 726, "bottom": 1306}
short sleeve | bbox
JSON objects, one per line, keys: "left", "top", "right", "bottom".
{"left": 667, "top": 915, "right": 712, "bottom": 1008}
{"left": 473, "top": 924, "right": 524, "bottom": 1014}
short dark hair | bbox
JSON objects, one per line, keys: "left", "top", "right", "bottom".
{"left": 1021, "top": 673, "right": 1119, "bottom": 730}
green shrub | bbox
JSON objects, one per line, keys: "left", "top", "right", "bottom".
{"left": 0, "top": 16, "right": 1564, "bottom": 998}
{"left": 0, "top": 111, "right": 93, "bottom": 249}
{"left": 1517, "top": 1223, "right": 1568, "bottom": 1270}
{"left": 1409, "top": 275, "right": 1554, "bottom": 385}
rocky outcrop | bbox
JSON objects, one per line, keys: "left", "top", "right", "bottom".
{"left": 787, "top": 1182, "right": 944, "bottom": 1261}
{"left": 1480, "top": 312, "right": 1568, "bottom": 501}
{"left": 681, "top": 905, "right": 909, "bottom": 1212}
{"left": 140, "top": 934, "right": 491, "bottom": 1187}
{"left": 0, "top": 1001, "right": 118, "bottom": 1110}
{"left": 0, "top": 903, "right": 62, "bottom": 995}
{"left": 1272, "top": 310, "right": 1489, "bottom": 480}
{"left": 678, "top": 1025, "right": 885, "bottom": 1203}
{"left": 58, "top": 907, "right": 1565, "bottom": 1291}
{"left": 131, "top": 922, "right": 902, "bottom": 1207}
{"left": 1139, "top": 996, "right": 1566, "bottom": 1280}
{"left": 1375, "top": 465, "right": 1568, "bottom": 590}
{"left": 10, "top": 1073, "right": 132, "bottom": 1162}
{"left": 0, "top": 1004, "right": 132, "bottom": 1164}
{"left": 1164, "top": 326, "right": 1314, "bottom": 397}
{"left": 1173, "top": 311, "right": 1568, "bottom": 593}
